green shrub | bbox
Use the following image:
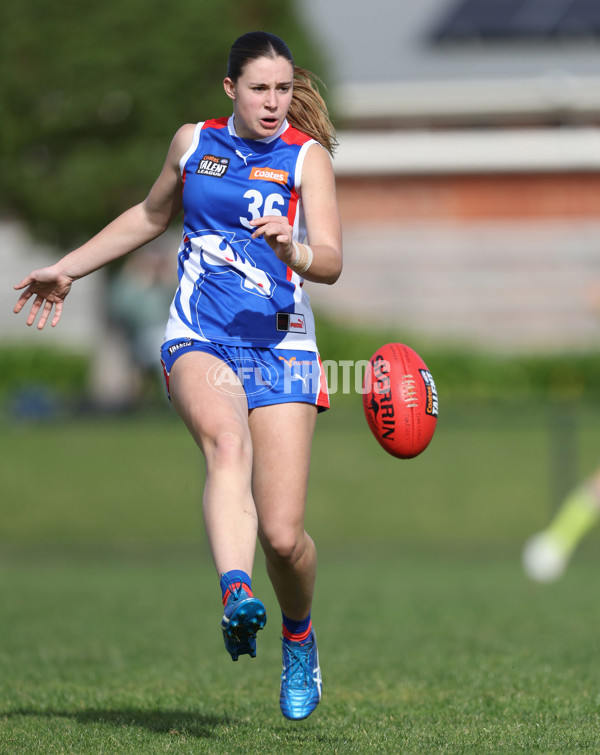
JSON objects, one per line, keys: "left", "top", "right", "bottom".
{"left": 0, "top": 345, "right": 89, "bottom": 401}
{"left": 315, "top": 316, "right": 600, "bottom": 403}
{"left": 2, "top": 319, "right": 598, "bottom": 410}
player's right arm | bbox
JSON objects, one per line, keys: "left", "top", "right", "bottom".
{"left": 13, "top": 123, "right": 196, "bottom": 330}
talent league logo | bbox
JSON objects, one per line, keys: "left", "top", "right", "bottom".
{"left": 196, "top": 154, "right": 230, "bottom": 177}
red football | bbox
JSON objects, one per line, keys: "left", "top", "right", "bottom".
{"left": 362, "top": 343, "right": 438, "bottom": 459}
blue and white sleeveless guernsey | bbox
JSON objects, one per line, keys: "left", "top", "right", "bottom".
{"left": 164, "top": 115, "right": 320, "bottom": 351}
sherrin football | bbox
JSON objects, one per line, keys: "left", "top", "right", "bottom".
{"left": 362, "top": 343, "right": 438, "bottom": 459}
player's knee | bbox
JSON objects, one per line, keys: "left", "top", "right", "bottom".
{"left": 208, "top": 430, "right": 251, "bottom": 470}
{"left": 263, "top": 527, "right": 305, "bottom": 566}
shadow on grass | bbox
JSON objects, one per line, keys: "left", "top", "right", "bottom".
{"left": 2, "top": 708, "right": 231, "bottom": 738}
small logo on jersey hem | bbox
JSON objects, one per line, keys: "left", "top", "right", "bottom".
{"left": 197, "top": 155, "right": 230, "bottom": 177}
{"left": 277, "top": 313, "right": 306, "bottom": 333}
{"left": 250, "top": 167, "right": 289, "bottom": 185}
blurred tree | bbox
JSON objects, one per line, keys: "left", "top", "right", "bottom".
{"left": 0, "top": 0, "right": 325, "bottom": 246}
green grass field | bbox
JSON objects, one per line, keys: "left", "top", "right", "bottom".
{"left": 2, "top": 399, "right": 600, "bottom": 752}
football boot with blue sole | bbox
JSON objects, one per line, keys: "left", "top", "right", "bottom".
{"left": 220, "top": 583, "right": 267, "bottom": 661}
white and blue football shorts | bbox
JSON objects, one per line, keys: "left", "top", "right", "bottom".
{"left": 160, "top": 339, "right": 330, "bottom": 412}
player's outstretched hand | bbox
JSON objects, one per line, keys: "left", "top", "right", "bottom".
{"left": 13, "top": 266, "right": 74, "bottom": 329}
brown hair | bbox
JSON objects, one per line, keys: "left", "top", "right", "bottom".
{"left": 289, "top": 67, "right": 338, "bottom": 156}
{"left": 227, "top": 32, "right": 337, "bottom": 155}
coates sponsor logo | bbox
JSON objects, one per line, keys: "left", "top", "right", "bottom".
{"left": 419, "top": 369, "right": 439, "bottom": 417}
{"left": 196, "top": 154, "right": 230, "bottom": 177}
{"left": 249, "top": 167, "right": 289, "bottom": 185}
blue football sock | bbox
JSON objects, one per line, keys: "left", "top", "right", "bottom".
{"left": 220, "top": 570, "right": 252, "bottom": 604}
{"left": 282, "top": 611, "right": 312, "bottom": 641}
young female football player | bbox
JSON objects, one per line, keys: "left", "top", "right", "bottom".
{"left": 13, "top": 30, "right": 342, "bottom": 721}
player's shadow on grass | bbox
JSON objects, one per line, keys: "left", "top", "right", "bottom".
{"left": 3, "top": 708, "right": 231, "bottom": 738}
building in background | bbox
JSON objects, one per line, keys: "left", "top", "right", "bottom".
{"left": 4, "top": 0, "right": 599, "bottom": 379}
{"left": 298, "top": 0, "right": 600, "bottom": 351}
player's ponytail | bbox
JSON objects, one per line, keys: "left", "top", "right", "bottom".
{"left": 289, "top": 67, "right": 338, "bottom": 156}
{"left": 227, "top": 31, "right": 338, "bottom": 156}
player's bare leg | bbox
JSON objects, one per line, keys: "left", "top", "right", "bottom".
{"left": 250, "top": 402, "right": 322, "bottom": 719}
{"left": 168, "top": 351, "right": 266, "bottom": 659}
{"left": 168, "top": 351, "right": 257, "bottom": 573}
{"left": 250, "top": 401, "right": 317, "bottom": 617}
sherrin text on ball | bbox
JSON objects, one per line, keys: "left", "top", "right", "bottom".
{"left": 362, "top": 342, "right": 438, "bottom": 459}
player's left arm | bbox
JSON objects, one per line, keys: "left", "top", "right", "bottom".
{"left": 250, "top": 143, "right": 342, "bottom": 284}
{"left": 297, "top": 142, "right": 343, "bottom": 284}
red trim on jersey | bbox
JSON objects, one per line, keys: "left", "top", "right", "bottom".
{"left": 286, "top": 184, "right": 301, "bottom": 284}
{"left": 203, "top": 117, "right": 228, "bottom": 130}
{"left": 281, "top": 125, "right": 313, "bottom": 146}
{"left": 287, "top": 185, "right": 300, "bottom": 230}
